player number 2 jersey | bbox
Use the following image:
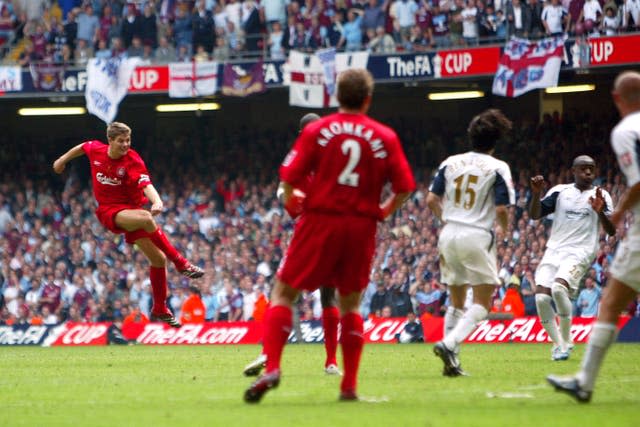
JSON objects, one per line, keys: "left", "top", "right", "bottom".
{"left": 279, "top": 112, "right": 416, "bottom": 219}
{"left": 429, "top": 151, "right": 515, "bottom": 231}
{"left": 82, "top": 140, "right": 152, "bottom": 207}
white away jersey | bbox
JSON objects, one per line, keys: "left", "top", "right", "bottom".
{"left": 429, "top": 151, "right": 515, "bottom": 231}
{"left": 540, "top": 183, "right": 613, "bottom": 255}
{"left": 611, "top": 111, "right": 640, "bottom": 217}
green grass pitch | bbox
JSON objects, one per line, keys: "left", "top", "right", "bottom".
{"left": 1, "top": 343, "right": 638, "bottom": 427}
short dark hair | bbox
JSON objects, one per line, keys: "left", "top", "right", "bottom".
{"left": 467, "top": 109, "right": 512, "bottom": 152}
{"left": 337, "top": 69, "right": 374, "bottom": 110}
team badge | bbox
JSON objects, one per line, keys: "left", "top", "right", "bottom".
{"left": 117, "top": 167, "right": 126, "bottom": 177}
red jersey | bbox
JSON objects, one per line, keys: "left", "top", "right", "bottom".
{"left": 82, "top": 141, "right": 152, "bottom": 207}
{"left": 280, "top": 112, "right": 416, "bottom": 219}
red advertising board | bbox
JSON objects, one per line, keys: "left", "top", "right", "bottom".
{"left": 588, "top": 34, "right": 640, "bottom": 66}
{"left": 49, "top": 322, "right": 111, "bottom": 346}
{"left": 435, "top": 46, "right": 501, "bottom": 78}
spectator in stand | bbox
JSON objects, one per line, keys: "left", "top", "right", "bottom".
{"left": 367, "top": 25, "right": 396, "bottom": 52}
{"left": 242, "top": 0, "right": 262, "bottom": 53}
{"left": 448, "top": 0, "right": 464, "bottom": 45}
{"left": 325, "top": 11, "right": 344, "bottom": 47}
{"left": 430, "top": 4, "right": 451, "bottom": 48}
{"left": 193, "top": 0, "right": 215, "bottom": 53}
{"left": 193, "top": 43, "right": 210, "bottom": 61}
{"left": 74, "top": 38, "right": 93, "bottom": 67}
{"left": 268, "top": 20, "right": 286, "bottom": 59}
{"left": 362, "top": 0, "right": 388, "bottom": 34}
{"left": 107, "top": 12, "right": 121, "bottom": 44}
{"left": 110, "top": 36, "right": 127, "bottom": 58}
{"left": 408, "top": 24, "right": 428, "bottom": 51}
{"left": 155, "top": 35, "right": 176, "bottom": 63}
{"left": 126, "top": 35, "right": 144, "bottom": 57}
{"left": 338, "top": 8, "right": 363, "bottom": 51}
{"left": 577, "top": 0, "right": 603, "bottom": 36}
{"left": 17, "top": 42, "right": 37, "bottom": 67}
{"left": 502, "top": 274, "right": 525, "bottom": 318}
{"left": 94, "top": 38, "right": 111, "bottom": 59}
{"left": 180, "top": 285, "right": 206, "bottom": 323}
{"left": 576, "top": 277, "right": 601, "bottom": 317}
{"left": 76, "top": 4, "right": 99, "bottom": 45}
{"left": 138, "top": 3, "right": 158, "bottom": 49}
{"left": 506, "top": 0, "right": 527, "bottom": 37}
{"left": 461, "top": 0, "right": 479, "bottom": 45}
{"left": 262, "top": 0, "right": 289, "bottom": 31}
{"left": 121, "top": 3, "right": 141, "bottom": 48}
{"left": 14, "top": 0, "right": 48, "bottom": 22}
{"left": 27, "top": 21, "right": 47, "bottom": 59}
{"left": 542, "top": 0, "right": 570, "bottom": 36}
{"left": 525, "top": 0, "right": 544, "bottom": 38}
{"left": 622, "top": 0, "right": 640, "bottom": 32}
{"left": 396, "top": 311, "right": 424, "bottom": 343}
{"left": 393, "top": 0, "right": 418, "bottom": 47}
{"left": 0, "top": 6, "right": 15, "bottom": 46}
{"left": 568, "top": 0, "right": 585, "bottom": 35}
{"left": 225, "top": 0, "right": 243, "bottom": 30}
{"left": 601, "top": 5, "right": 620, "bottom": 35}
{"left": 98, "top": 4, "right": 113, "bottom": 44}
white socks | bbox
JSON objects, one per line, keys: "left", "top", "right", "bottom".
{"left": 577, "top": 322, "right": 617, "bottom": 391}
{"left": 443, "top": 304, "right": 488, "bottom": 350}
{"left": 552, "top": 283, "right": 574, "bottom": 351}
{"left": 536, "top": 293, "right": 561, "bottom": 347}
{"left": 444, "top": 306, "right": 465, "bottom": 354}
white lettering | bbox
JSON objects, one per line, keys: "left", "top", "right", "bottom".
{"left": 96, "top": 173, "right": 122, "bottom": 186}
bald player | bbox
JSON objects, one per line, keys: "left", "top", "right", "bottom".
{"left": 530, "top": 155, "right": 616, "bottom": 361}
{"left": 243, "top": 113, "right": 344, "bottom": 377}
{"left": 547, "top": 71, "right": 640, "bottom": 402}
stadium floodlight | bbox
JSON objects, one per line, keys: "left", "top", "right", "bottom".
{"left": 545, "top": 84, "right": 596, "bottom": 94}
{"left": 18, "top": 107, "right": 86, "bottom": 116}
{"left": 155, "top": 103, "right": 221, "bottom": 112}
{"left": 427, "top": 91, "right": 485, "bottom": 101}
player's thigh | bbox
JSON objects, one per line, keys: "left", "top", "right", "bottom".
{"left": 609, "top": 238, "right": 640, "bottom": 292}
{"left": 535, "top": 249, "right": 560, "bottom": 290}
{"left": 334, "top": 217, "right": 377, "bottom": 296}
{"left": 277, "top": 215, "right": 340, "bottom": 292}
{"left": 438, "top": 225, "right": 467, "bottom": 285}
{"left": 115, "top": 209, "right": 155, "bottom": 232}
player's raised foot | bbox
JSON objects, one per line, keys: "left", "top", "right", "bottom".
{"left": 244, "top": 354, "right": 267, "bottom": 377}
{"left": 551, "top": 346, "right": 570, "bottom": 361}
{"left": 546, "top": 375, "right": 592, "bottom": 403}
{"left": 338, "top": 390, "right": 358, "bottom": 401}
{"left": 150, "top": 310, "right": 181, "bottom": 328}
{"left": 244, "top": 370, "right": 281, "bottom": 404}
{"left": 443, "top": 365, "right": 469, "bottom": 377}
{"left": 433, "top": 341, "right": 460, "bottom": 373}
{"left": 178, "top": 262, "right": 204, "bottom": 279}
{"left": 324, "top": 364, "right": 343, "bottom": 376}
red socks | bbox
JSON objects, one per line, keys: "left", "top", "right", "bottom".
{"left": 149, "top": 266, "right": 168, "bottom": 315}
{"left": 340, "top": 312, "right": 364, "bottom": 394}
{"left": 148, "top": 229, "right": 186, "bottom": 269}
{"left": 322, "top": 306, "right": 340, "bottom": 367}
{"left": 263, "top": 305, "right": 293, "bottom": 373}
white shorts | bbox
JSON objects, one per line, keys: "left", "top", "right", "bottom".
{"left": 610, "top": 236, "right": 640, "bottom": 291}
{"left": 438, "top": 223, "right": 498, "bottom": 286}
{"left": 534, "top": 247, "right": 592, "bottom": 291}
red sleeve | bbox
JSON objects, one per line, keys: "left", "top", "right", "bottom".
{"left": 128, "top": 150, "right": 152, "bottom": 190}
{"left": 81, "top": 140, "right": 99, "bottom": 157}
{"left": 387, "top": 133, "right": 416, "bottom": 194}
{"left": 279, "top": 127, "right": 315, "bottom": 187}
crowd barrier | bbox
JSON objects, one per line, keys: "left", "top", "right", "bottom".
{"left": 0, "top": 316, "right": 635, "bottom": 346}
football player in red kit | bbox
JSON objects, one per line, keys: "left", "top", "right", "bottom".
{"left": 244, "top": 69, "right": 416, "bottom": 403}
{"left": 53, "top": 122, "right": 204, "bottom": 328}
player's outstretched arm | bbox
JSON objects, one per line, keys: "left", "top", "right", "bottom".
{"left": 380, "top": 191, "right": 412, "bottom": 220}
{"left": 528, "top": 175, "right": 545, "bottom": 219}
{"left": 589, "top": 187, "right": 616, "bottom": 236}
{"left": 52, "top": 143, "right": 86, "bottom": 174}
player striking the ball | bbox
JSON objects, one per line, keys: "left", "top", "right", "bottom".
{"left": 53, "top": 122, "right": 204, "bottom": 328}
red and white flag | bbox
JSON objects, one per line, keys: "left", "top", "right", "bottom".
{"left": 287, "top": 51, "right": 369, "bottom": 109}
{"left": 168, "top": 61, "right": 218, "bottom": 98}
{"left": 492, "top": 36, "right": 566, "bottom": 98}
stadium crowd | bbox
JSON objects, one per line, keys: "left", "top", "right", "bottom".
{"left": 1, "top": 109, "right": 638, "bottom": 327}
{"left": 1, "top": 0, "right": 639, "bottom": 66}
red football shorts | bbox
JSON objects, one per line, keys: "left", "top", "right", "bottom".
{"left": 277, "top": 212, "right": 377, "bottom": 296}
{"left": 95, "top": 204, "right": 149, "bottom": 244}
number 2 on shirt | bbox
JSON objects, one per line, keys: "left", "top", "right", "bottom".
{"left": 338, "top": 139, "right": 361, "bottom": 187}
